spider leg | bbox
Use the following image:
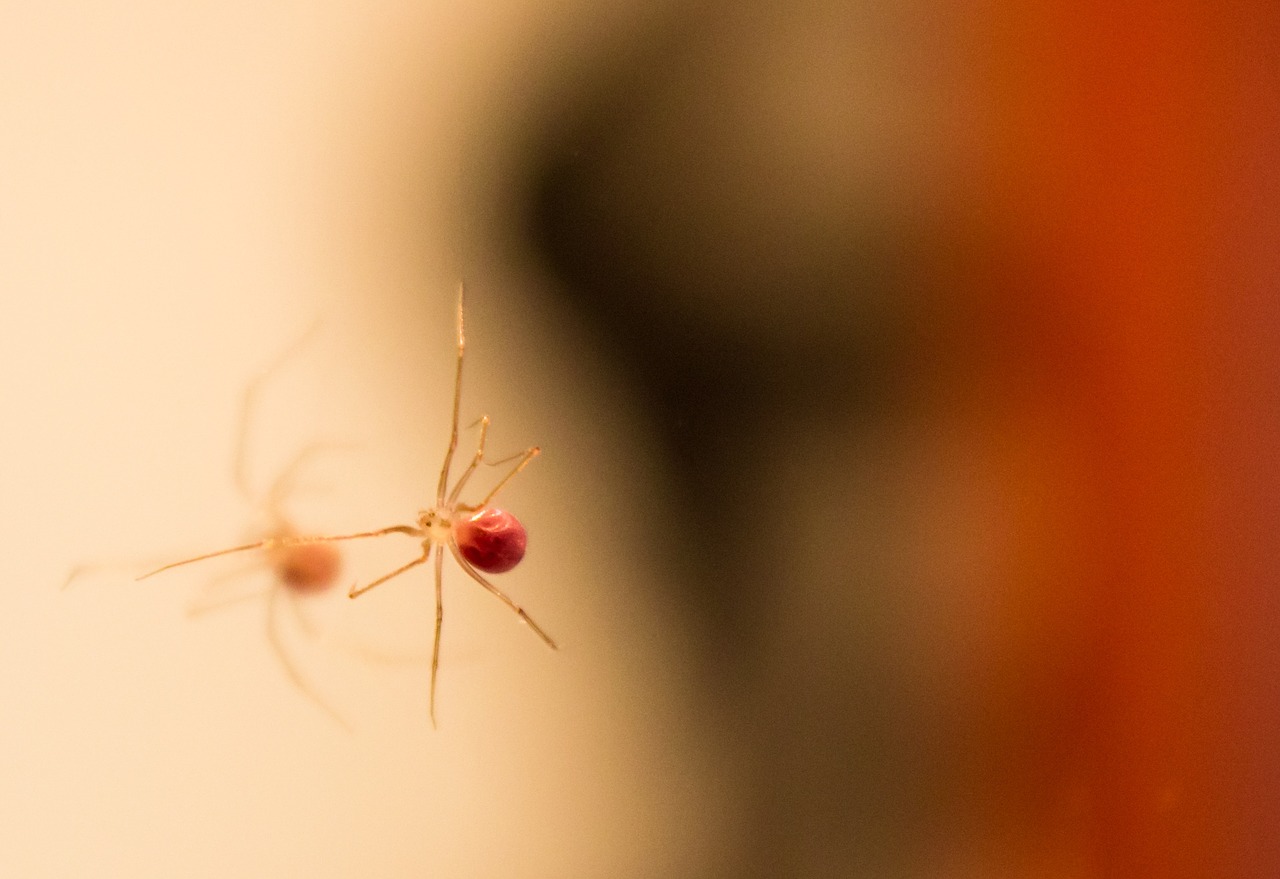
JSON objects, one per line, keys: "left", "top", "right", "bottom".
{"left": 137, "top": 540, "right": 276, "bottom": 580}
{"left": 266, "top": 585, "right": 352, "bottom": 730}
{"left": 447, "top": 423, "right": 538, "bottom": 508}
{"left": 476, "top": 446, "right": 540, "bottom": 509}
{"left": 436, "top": 282, "right": 467, "bottom": 506}
{"left": 448, "top": 544, "right": 557, "bottom": 649}
{"left": 138, "top": 524, "right": 421, "bottom": 582}
{"left": 262, "top": 440, "right": 359, "bottom": 524}
{"left": 445, "top": 415, "right": 490, "bottom": 506}
{"left": 348, "top": 544, "right": 431, "bottom": 599}
{"left": 430, "top": 545, "right": 444, "bottom": 729}
{"left": 186, "top": 559, "right": 265, "bottom": 617}
{"left": 233, "top": 318, "right": 323, "bottom": 501}
{"left": 62, "top": 555, "right": 176, "bottom": 590}
{"left": 285, "top": 581, "right": 321, "bottom": 639}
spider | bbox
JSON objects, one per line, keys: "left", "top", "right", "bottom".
{"left": 140, "top": 284, "right": 557, "bottom": 726}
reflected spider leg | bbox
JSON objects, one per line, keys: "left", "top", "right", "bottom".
{"left": 264, "top": 585, "right": 352, "bottom": 730}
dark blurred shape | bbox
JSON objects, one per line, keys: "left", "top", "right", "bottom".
{"left": 514, "top": 0, "right": 1280, "bottom": 876}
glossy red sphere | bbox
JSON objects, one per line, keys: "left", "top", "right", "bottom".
{"left": 454, "top": 508, "right": 527, "bottom": 574}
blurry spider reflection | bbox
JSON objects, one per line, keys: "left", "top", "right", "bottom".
{"left": 498, "top": 0, "right": 1279, "bottom": 875}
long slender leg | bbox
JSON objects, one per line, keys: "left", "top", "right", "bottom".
{"left": 348, "top": 544, "right": 431, "bottom": 599}
{"left": 447, "top": 424, "right": 534, "bottom": 507}
{"left": 430, "top": 545, "right": 444, "bottom": 729}
{"left": 285, "top": 582, "right": 320, "bottom": 640}
{"left": 186, "top": 559, "right": 266, "bottom": 616}
{"left": 283, "top": 585, "right": 429, "bottom": 683}
{"left": 137, "top": 540, "right": 276, "bottom": 580}
{"left": 61, "top": 563, "right": 102, "bottom": 591}
{"left": 186, "top": 585, "right": 268, "bottom": 618}
{"left": 445, "top": 416, "right": 490, "bottom": 506}
{"left": 137, "top": 524, "right": 421, "bottom": 581}
{"left": 265, "top": 585, "right": 352, "bottom": 730}
{"left": 448, "top": 544, "right": 557, "bottom": 649}
{"left": 263, "top": 440, "right": 359, "bottom": 524}
{"left": 436, "top": 282, "right": 467, "bottom": 506}
{"left": 62, "top": 555, "right": 181, "bottom": 590}
{"left": 478, "top": 448, "right": 530, "bottom": 468}
{"left": 476, "top": 446, "right": 541, "bottom": 509}
{"left": 233, "top": 319, "right": 323, "bottom": 501}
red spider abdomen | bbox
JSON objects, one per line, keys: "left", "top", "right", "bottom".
{"left": 454, "top": 508, "right": 527, "bottom": 574}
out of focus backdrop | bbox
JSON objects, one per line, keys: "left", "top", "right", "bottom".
{"left": 3, "top": 1, "right": 1277, "bottom": 877}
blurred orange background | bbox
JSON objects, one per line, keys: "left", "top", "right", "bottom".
{"left": 979, "top": 5, "right": 1279, "bottom": 873}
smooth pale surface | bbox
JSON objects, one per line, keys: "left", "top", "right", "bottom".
{"left": 0, "top": 2, "right": 734, "bottom": 877}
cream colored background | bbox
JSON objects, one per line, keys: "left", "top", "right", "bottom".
{"left": 1, "top": 2, "right": 733, "bottom": 875}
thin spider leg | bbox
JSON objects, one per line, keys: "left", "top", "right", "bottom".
{"left": 234, "top": 318, "right": 323, "bottom": 501}
{"left": 448, "top": 544, "right": 557, "bottom": 649}
{"left": 479, "top": 448, "right": 529, "bottom": 467}
{"left": 446, "top": 415, "right": 490, "bottom": 506}
{"left": 436, "top": 282, "right": 467, "bottom": 506}
{"left": 445, "top": 420, "right": 532, "bottom": 505}
{"left": 263, "top": 440, "right": 359, "bottom": 524}
{"left": 430, "top": 545, "right": 444, "bottom": 729}
{"left": 266, "top": 585, "right": 352, "bottom": 730}
{"left": 476, "top": 446, "right": 541, "bottom": 509}
{"left": 186, "top": 587, "right": 269, "bottom": 618}
{"left": 62, "top": 555, "right": 176, "bottom": 590}
{"left": 349, "top": 545, "right": 431, "bottom": 599}
{"left": 60, "top": 564, "right": 93, "bottom": 591}
{"left": 61, "top": 562, "right": 106, "bottom": 591}
{"left": 285, "top": 582, "right": 320, "bottom": 640}
{"left": 137, "top": 524, "right": 422, "bottom": 582}
{"left": 137, "top": 540, "right": 275, "bottom": 580}
{"left": 186, "top": 559, "right": 264, "bottom": 617}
